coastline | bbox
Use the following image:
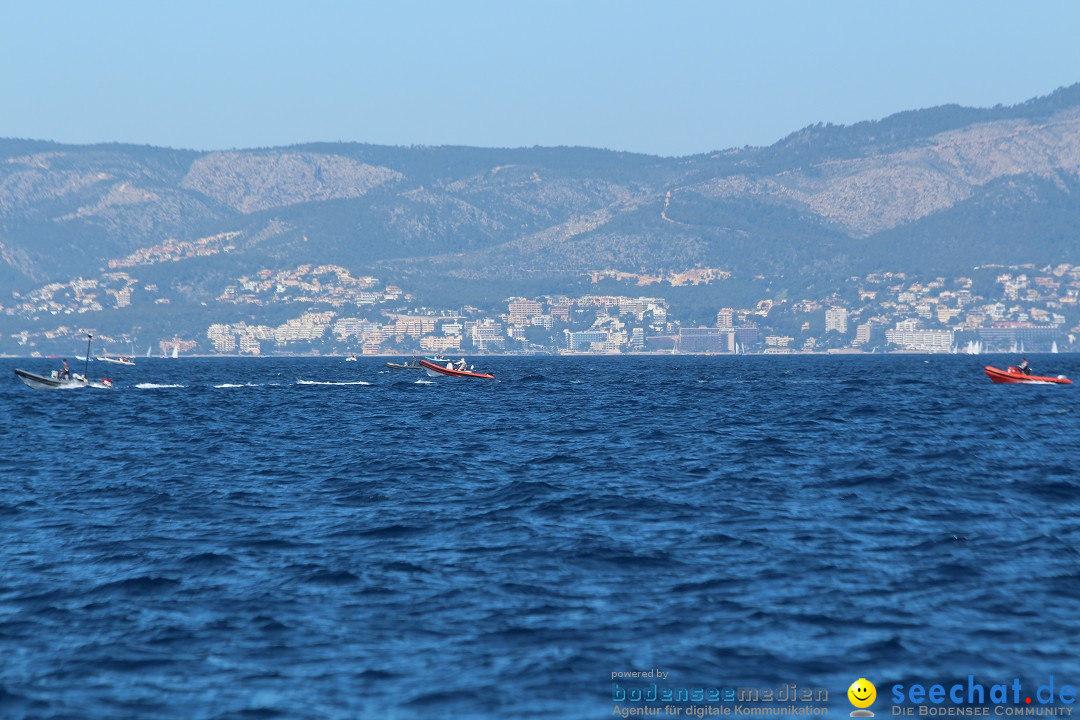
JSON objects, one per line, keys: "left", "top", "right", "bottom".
{"left": 2, "top": 350, "right": 1071, "bottom": 360}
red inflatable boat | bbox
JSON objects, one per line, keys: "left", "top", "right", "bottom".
{"left": 983, "top": 365, "right": 1072, "bottom": 385}
{"left": 419, "top": 359, "right": 495, "bottom": 380}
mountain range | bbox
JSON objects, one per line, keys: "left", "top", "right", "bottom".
{"left": 3, "top": 84, "right": 1080, "bottom": 325}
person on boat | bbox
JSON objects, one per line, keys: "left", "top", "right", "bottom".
{"left": 1018, "top": 357, "right": 1032, "bottom": 375}
{"left": 59, "top": 359, "right": 70, "bottom": 380}
{"left": 455, "top": 358, "right": 467, "bottom": 371}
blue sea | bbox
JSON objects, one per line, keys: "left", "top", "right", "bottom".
{"left": 1, "top": 355, "right": 1078, "bottom": 719}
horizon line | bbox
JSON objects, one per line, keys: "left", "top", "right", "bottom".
{"left": 3, "top": 81, "right": 1077, "bottom": 159}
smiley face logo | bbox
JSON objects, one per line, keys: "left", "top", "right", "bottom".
{"left": 848, "top": 678, "right": 876, "bottom": 717}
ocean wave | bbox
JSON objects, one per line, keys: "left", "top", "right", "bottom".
{"left": 295, "top": 379, "right": 371, "bottom": 386}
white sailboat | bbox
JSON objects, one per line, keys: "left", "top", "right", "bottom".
{"left": 146, "top": 345, "right": 152, "bottom": 358}
{"left": 172, "top": 344, "right": 179, "bottom": 359}
{"left": 1051, "top": 340, "right": 1059, "bottom": 354}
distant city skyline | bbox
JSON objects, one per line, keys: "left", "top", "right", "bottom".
{"left": 3, "top": 0, "right": 1080, "bottom": 156}
{"left": 8, "top": 259, "right": 1077, "bottom": 356}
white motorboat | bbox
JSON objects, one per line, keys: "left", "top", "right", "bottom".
{"left": 97, "top": 355, "right": 136, "bottom": 366}
{"left": 15, "top": 368, "right": 113, "bottom": 390}
{"left": 17, "top": 334, "right": 114, "bottom": 389}
{"left": 386, "top": 359, "right": 423, "bottom": 370}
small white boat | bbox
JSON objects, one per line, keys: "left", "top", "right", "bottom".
{"left": 97, "top": 355, "right": 136, "bottom": 366}
{"left": 345, "top": 354, "right": 357, "bottom": 362}
{"left": 15, "top": 368, "right": 113, "bottom": 390}
{"left": 17, "top": 335, "right": 114, "bottom": 389}
{"left": 386, "top": 359, "right": 423, "bottom": 370}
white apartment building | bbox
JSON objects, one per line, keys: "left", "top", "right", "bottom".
{"left": 508, "top": 299, "right": 543, "bottom": 325}
{"left": 421, "top": 335, "right": 461, "bottom": 353}
{"left": 855, "top": 323, "right": 873, "bottom": 345}
{"left": 825, "top": 307, "right": 848, "bottom": 334}
{"left": 238, "top": 336, "right": 261, "bottom": 355}
{"left": 885, "top": 323, "right": 953, "bottom": 352}
{"left": 207, "top": 324, "right": 236, "bottom": 353}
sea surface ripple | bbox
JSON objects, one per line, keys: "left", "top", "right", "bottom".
{"left": 1, "top": 355, "right": 1078, "bottom": 718}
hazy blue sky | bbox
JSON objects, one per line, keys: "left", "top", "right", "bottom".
{"left": 3, "top": 0, "right": 1079, "bottom": 156}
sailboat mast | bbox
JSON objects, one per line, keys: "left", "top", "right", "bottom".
{"left": 83, "top": 333, "right": 92, "bottom": 378}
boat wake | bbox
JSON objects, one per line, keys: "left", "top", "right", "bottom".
{"left": 214, "top": 382, "right": 261, "bottom": 388}
{"left": 295, "top": 379, "right": 371, "bottom": 386}
{"left": 135, "top": 383, "right": 185, "bottom": 389}
{"left": 413, "top": 379, "right": 436, "bottom": 385}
